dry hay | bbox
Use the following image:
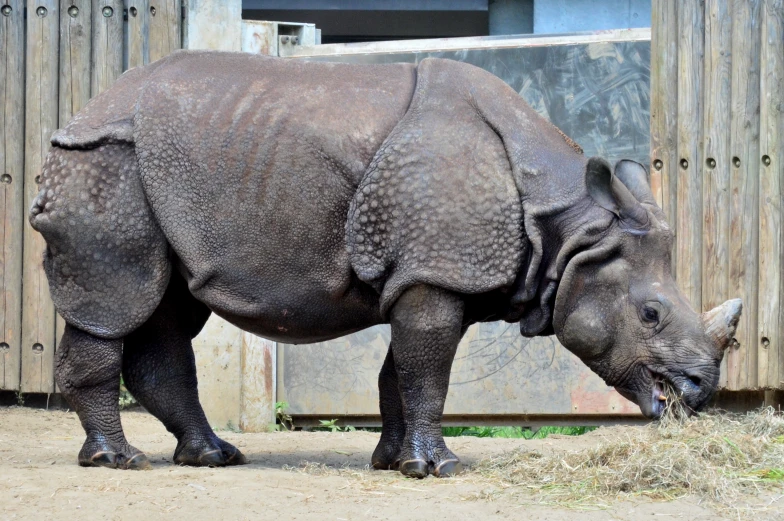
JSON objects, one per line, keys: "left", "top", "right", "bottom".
{"left": 472, "top": 405, "right": 784, "bottom": 513}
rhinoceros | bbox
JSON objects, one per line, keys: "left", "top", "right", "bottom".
{"left": 29, "top": 50, "right": 742, "bottom": 478}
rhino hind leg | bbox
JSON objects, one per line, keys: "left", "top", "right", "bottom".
{"left": 122, "top": 274, "right": 247, "bottom": 467}
{"left": 388, "top": 285, "right": 465, "bottom": 478}
{"left": 371, "top": 345, "right": 406, "bottom": 470}
{"left": 56, "top": 324, "right": 151, "bottom": 469}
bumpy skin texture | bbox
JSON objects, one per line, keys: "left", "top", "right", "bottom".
{"left": 30, "top": 51, "right": 742, "bottom": 478}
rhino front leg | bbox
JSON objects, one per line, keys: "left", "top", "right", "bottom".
{"left": 122, "top": 276, "right": 246, "bottom": 467}
{"left": 389, "top": 285, "right": 464, "bottom": 478}
{"left": 56, "top": 324, "right": 151, "bottom": 469}
{"left": 371, "top": 345, "right": 406, "bottom": 470}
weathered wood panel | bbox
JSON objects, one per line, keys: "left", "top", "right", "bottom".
{"left": 0, "top": 0, "right": 25, "bottom": 391}
{"left": 728, "top": 0, "right": 761, "bottom": 390}
{"left": 676, "top": 0, "right": 705, "bottom": 311}
{"left": 127, "top": 0, "right": 150, "bottom": 68}
{"left": 91, "top": 0, "right": 123, "bottom": 96}
{"left": 650, "top": 0, "right": 678, "bottom": 233}
{"left": 22, "top": 0, "right": 59, "bottom": 393}
{"left": 702, "top": 0, "right": 732, "bottom": 387}
{"left": 759, "top": 0, "right": 784, "bottom": 388}
{"left": 59, "top": 0, "right": 91, "bottom": 124}
{"left": 149, "top": 0, "right": 181, "bottom": 62}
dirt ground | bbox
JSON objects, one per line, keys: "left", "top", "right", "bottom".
{"left": 1, "top": 407, "right": 781, "bottom": 521}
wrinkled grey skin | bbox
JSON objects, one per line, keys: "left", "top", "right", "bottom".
{"left": 30, "top": 50, "right": 741, "bottom": 478}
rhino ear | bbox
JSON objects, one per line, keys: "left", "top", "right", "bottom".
{"left": 585, "top": 157, "right": 619, "bottom": 215}
{"left": 585, "top": 157, "right": 649, "bottom": 230}
{"left": 614, "top": 159, "right": 656, "bottom": 205}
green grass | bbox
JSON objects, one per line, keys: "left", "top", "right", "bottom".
{"left": 441, "top": 425, "right": 596, "bottom": 439}
{"left": 305, "top": 424, "right": 596, "bottom": 439}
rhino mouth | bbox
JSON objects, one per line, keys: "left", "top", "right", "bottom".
{"left": 649, "top": 371, "right": 670, "bottom": 418}
{"left": 615, "top": 368, "right": 683, "bottom": 419}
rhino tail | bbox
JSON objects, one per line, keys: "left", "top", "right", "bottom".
{"left": 29, "top": 144, "right": 171, "bottom": 339}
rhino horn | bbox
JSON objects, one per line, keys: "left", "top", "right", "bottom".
{"left": 701, "top": 298, "right": 743, "bottom": 352}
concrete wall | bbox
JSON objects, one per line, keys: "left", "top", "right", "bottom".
{"left": 534, "top": 0, "right": 651, "bottom": 34}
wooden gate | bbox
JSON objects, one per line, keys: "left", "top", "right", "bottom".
{"left": 650, "top": 0, "right": 784, "bottom": 390}
{"left": 0, "top": 0, "right": 182, "bottom": 393}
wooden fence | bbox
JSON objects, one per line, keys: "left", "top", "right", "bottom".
{"left": 650, "top": 0, "right": 784, "bottom": 390}
{"left": 0, "top": 0, "right": 181, "bottom": 393}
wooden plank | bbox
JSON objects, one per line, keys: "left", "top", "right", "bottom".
{"left": 59, "top": 0, "right": 91, "bottom": 124}
{"left": 91, "top": 0, "right": 123, "bottom": 96}
{"left": 759, "top": 0, "right": 784, "bottom": 388}
{"left": 127, "top": 0, "right": 150, "bottom": 68}
{"left": 676, "top": 0, "right": 705, "bottom": 311}
{"left": 22, "top": 0, "right": 59, "bottom": 393}
{"left": 149, "top": 0, "right": 181, "bottom": 62}
{"left": 702, "top": 0, "right": 732, "bottom": 387}
{"left": 0, "top": 0, "right": 25, "bottom": 391}
{"left": 728, "top": 0, "right": 762, "bottom": 390}
{"left": 649, "top": 0, "right": 678, "bottom": 268}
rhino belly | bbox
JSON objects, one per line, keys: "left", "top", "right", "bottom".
{"left": 178, "top": 250, "right": 384, "bottom": 344}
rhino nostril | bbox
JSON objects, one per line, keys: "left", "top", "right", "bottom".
{"left": 687, "top": 374, "right": 702, "bottom": 389}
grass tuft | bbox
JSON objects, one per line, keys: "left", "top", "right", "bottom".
{"left": 470, "top": 407, "right": 784, "bottom": 515}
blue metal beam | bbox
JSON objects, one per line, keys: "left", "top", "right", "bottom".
{"left": 242, "top": 0, "right": 488, "bottom": 11}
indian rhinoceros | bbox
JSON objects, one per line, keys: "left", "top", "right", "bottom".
{"left": 29, "top": 50, "right": 742, "bottom": 478}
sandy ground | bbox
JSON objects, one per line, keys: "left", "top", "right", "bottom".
{"left": 0, "top": 407, "right": 781, "bottom": 521}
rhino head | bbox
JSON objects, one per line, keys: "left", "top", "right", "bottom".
{"left": 550, "top": 158, "right": 742, "bottom": 418}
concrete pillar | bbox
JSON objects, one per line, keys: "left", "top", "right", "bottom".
{"left": 184, "top": 0, "right": 242, "bottom": 51}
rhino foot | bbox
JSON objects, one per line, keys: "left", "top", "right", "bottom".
{"left": 371, "top": 434, "right": 403, "bottom": 470}
{"left": 398, "top": 443, "right": 463, "bottom": 479}
{"left": 173, "top": 435, "right": 247, "bottom": 467}
{"left": 78, "top": 434, "right": 151, "bottom": 470}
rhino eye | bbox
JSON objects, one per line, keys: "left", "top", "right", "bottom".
{"left": 640, "top": 302, "right": 664, "bottom": 327}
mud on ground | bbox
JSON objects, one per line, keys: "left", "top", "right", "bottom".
{"left": 0, "top": 407, "right": 781, "bottom": 520}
